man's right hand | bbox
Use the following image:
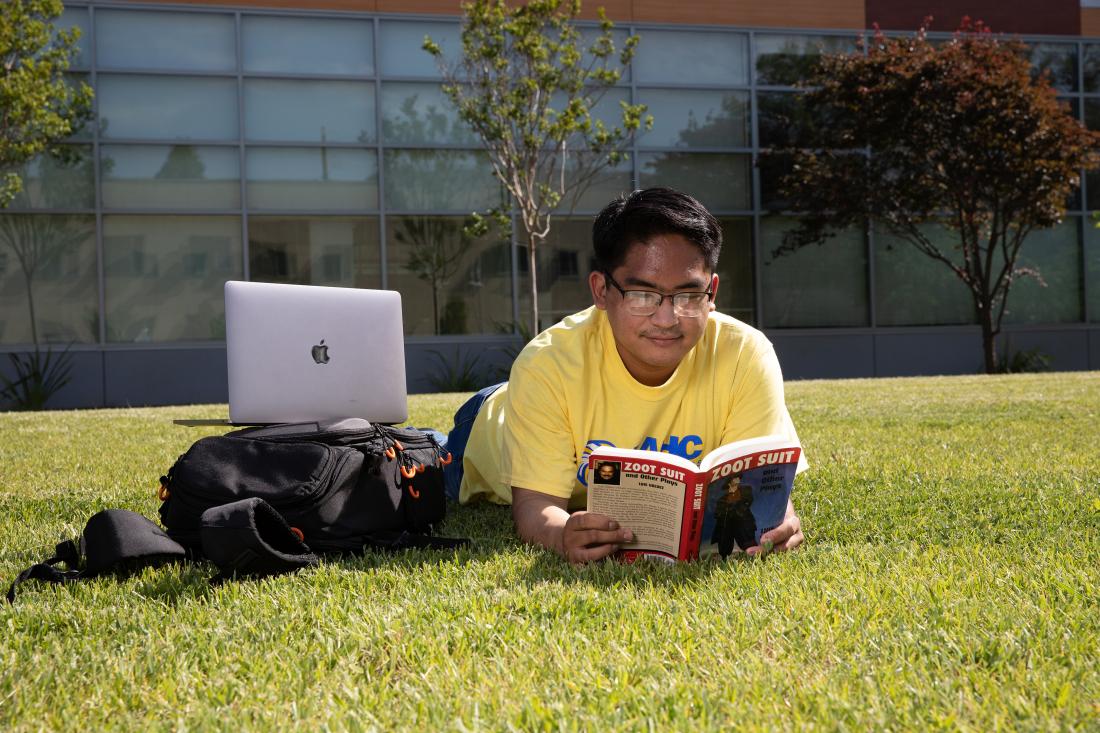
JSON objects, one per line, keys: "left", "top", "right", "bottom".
{"left": 561, "top": 511, "right": 634, "bottom": 564}
{"left": 511, "top": 487, "right": 633, "bottom": 564}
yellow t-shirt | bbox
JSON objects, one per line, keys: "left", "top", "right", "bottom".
{"left": 459, "top": 306, "right": 807, "bottom": 509}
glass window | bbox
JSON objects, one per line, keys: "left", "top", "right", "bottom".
{"left": 101, "top": 145, "right": 239, "bottom": 211}
{"left": 757, "top": 91, "right": 829, "bottom": 149}
{"left": 874, "top": 222, "right": 976, "bottom": 326}
{"left": 638, "top": 152, "right": 750, "bottom": 212}
{"left": 95, "top": 9, "right": 236, "bottom": 72}
{"left": 246, "top": 148, "right": 378, "bottom": 211}
{"left": 579, "top": 27, "right": 631, "bottom": 84}
{"left": 0, "top": 214, "right": 97, "bottom": 344}
{"left": 715, "top": 218, "right": 755, "bottom": 324}
{"left": 249, "top": 217, "right": 380, "bottom": 288}
{"left": 97, "top": 75, "right": 238, "bottom": 141}
{"left": 7, "top": 146, "right": 95, "bottom": 210}
{"left": 758, "top": 151, "right": 793, "bottom": 211}
{"left": 516, "top": 218, "right": 590, "bottom": 331}
{"left": 760, "top": 216, "right": 868, "bottom": 328}
{"left": 386, "top": 215, "right": 512, "bottom": 335}
{"left": 556, "top": 154, "right": 632, "bottom": 212}
{"left": 381, "top": 82, "right": 476, "bottom": 145}
{"left": 1084, "top": 44, "right": 1100, "bottom": 93}
{"left": 243, "top": 16, "right": 373, "bottom": 76}
{"left": 633, "top": 30, "right": 748, "bottom": 86}
{"left": 1002, "top": 219, "right": 1082, "bottom": 324}
{"left": 636, "top": 89, "right": 749, "bottom": 149}
{"left": 383, "top": 150, "right": 500, "bottom": 212}
{"left": 754, "top": 34, "right": 853, "bottom": 87}
{"left": 244, "top": 80, "right": 376, "bottom": 144}
{"left": 1086, "top": 220, "right": 1100, "bottom": 322}
{"left": 1029, "top": 43, "right": 1077, "bottom": 93}
{"left": 103, "top": 216, "right": 242, "bottom": 342}
{"left": 379, "top": 20, "right": 460, "bottom": 78}
{"left": 65, "top": 74, "right": 93, "bottom": 142}
{"left": 57, "top": 7, "right": 90, "bottom": 68}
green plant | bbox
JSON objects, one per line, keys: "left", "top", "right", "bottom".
{"left": 491, "top": 319, "right": 535, "bottom": 381}
{"left": 425, "top": 348, "right": 486, "bottom": 392}
{"left": 997, "top": 337, "right": 1052, "bottom": 373}
{"left": 424, "top": 0, "right": 650, "bottom": 335}
{"left": 0, "top": 343, "right": 73, "bottom": 410}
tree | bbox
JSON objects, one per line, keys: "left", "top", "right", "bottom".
{"left": 1, "top": 0, "right": 92, "bottom": 207}
{"left": 425, "top": 0, "right": 649, "bottom": 334}
{"left": 772, "top": 20, "right": 1100, "bottom": 373}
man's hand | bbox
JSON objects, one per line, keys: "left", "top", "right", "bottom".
{"left": 745, "top": 498, "right": 802, "bottom": 556}
{"left": 561, "top": 511, "right": 634, "bottom": 565}
{"left": 512, "top": 487, "right": 633, "bottom": 564}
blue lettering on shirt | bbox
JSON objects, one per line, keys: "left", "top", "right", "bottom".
{"left": 577, "top": 434, "right": 704, "bottom": 485}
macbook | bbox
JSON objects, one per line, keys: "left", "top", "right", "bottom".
{"left": 225, "top": 280, "right": 408, "bottom": 424}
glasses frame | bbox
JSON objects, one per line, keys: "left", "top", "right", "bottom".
{"left": 601, "top": 270, "right": 715, "bottom": 317}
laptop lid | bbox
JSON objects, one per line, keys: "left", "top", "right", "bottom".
{"left": 225, "top": 281, "right": 408, "bottom": 424}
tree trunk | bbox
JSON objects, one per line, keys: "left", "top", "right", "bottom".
{"left": 527, "top": 231, "right": 539, "bottom": 336}
{"left": 431, "top": 276, "right": 440, "bottom": 336}
{"left": 977, "top": 300, "right": 998, "bottom": 374}
{"left": 23, "top": 268, "right": 39, "bottom": 347}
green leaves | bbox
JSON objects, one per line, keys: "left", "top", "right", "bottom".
{"left": 0, "top": 0, "right": 93, "bottom": 208}
{"left": 424, "top": 0, "right": 647, "bottom": 333}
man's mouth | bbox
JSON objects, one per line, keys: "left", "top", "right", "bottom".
{"left": 643, "top": 332, "right": 681, "bottom": 342}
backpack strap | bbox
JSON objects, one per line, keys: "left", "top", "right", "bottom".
{"left": 7, "top": 510, "right": 188, "bottom": 604}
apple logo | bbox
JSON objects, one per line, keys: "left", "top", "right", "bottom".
{"left": 311, "top": 339, "right": 330, "bottom": 365}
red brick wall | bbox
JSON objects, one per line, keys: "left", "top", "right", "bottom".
{"left": 865, "top": 1, "right": 1080, "bottom": 36}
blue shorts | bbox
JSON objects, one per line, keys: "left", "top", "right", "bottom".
{"left": 423, "top": 382, "right": 504, "bottom": 501}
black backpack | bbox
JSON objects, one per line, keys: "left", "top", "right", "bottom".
{"left": 158, "top": 418, "right": 456, "bottom": 554}
{"left": 9, "top": 419, "right": 465, "bottom": 602}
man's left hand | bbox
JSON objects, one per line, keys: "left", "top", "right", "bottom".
{"left": 746, "top": 499, "right": 802, "bottom": 556}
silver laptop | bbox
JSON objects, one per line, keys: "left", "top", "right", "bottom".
{"left": 225, "top": 280, "right": 408, "bottom": 425}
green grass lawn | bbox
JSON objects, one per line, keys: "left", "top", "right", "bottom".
{"left": 1, "top": 373, "right": 1098, "bottom": 731}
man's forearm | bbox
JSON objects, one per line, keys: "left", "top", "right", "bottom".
{"left": 511, "top": 487, "right": 570, "bottom": 556}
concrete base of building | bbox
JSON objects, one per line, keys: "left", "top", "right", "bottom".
{"left": 1, "top": 326, "right": 1097, "bottom": 411}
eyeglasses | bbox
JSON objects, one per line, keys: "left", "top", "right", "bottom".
{"left": 601, "top": 271, "right": 714, "bottom": 317}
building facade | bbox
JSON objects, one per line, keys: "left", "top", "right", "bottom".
{"left": 2, "top": 0, "right": 1099, "bottom": 408}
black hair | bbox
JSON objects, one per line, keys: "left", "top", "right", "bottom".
{"left": 591, "top": 187, "right": 722, "bottom": 273}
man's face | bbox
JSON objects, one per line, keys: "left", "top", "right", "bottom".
{"left": 597, "top": 464, "right": 615, "bottom": 480}
{"left": 590, "top": 233, "right": 718, "bottom": 386}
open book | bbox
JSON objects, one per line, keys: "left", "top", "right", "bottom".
{"left": 585, "top": 435, "right": 800, "bottom": 562}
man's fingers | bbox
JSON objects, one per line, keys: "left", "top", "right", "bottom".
{"left": 747, "top": 516, "right": 803, "bottom": 556}
{"left": 566, "top": 542, "right": 620, "bottom": 564}
{"left": 569, "top": 511, "right": 619, "bottom": 532}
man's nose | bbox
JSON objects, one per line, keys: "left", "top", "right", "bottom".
{"left": 650, "top": 296, "right": 679, "bottom": 327}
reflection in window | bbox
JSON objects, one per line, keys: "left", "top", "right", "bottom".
{"left": 516, "top": 218, "right": 591, "bottom": 332}
{"left": 386, "top": 216, "right": 511, "bottom": 335}
{"left": 383, "top": 150, "right": 500, "bottom": 212}
{"left": 760, "top": 217, "right": 868, "bottom": 328}
{"left": 874, "top": 223, "right": 975, "bottom": 326}
{"left": 715, "top": 218, "right": 754, "bottom": 324}
{"left": 8, "top": 147, "right": 95, "bottom": 210}
{"left": 379, "top": 20, "right": 460, "bottom": 78}
{"left": 1084, "top": 44, "right": 1100, "bottom": 93}
{"left": 248, "top": 217, "right": 380, "bottom": 289}
{"left": 243, "top": 16, "right": 373, "bottom": 75}
{"left": 381, "top": 82, "right": 476, "bottom": 145}
{"left": 98, "top": 76, "right": 238, "bottom": 141}
{"left": 101, "top": 145, "right": 240, "bottom": 210}
{"left": 1003, "top": 219, "right": 1081, "bottom": 324}
{"left": 1085, "top": 221, "right": 1100, "bottom": 322}
{"left": 95, "top": 10, "right": 236, "bottom": 71}
{"left": 637, "top": 89, "right": 749, "bottom": 149}
{"left": 639, "top": 152, "right": 750, "bottom": 212}
{"left": 754, "top": 34, "right": 853, "bottom": 87}
{"left": 246, "top": 148, "right": 378, "bottom": 211}
{"left": 0, "top": 215, "right": 97, "bottom": 344}
{"left": 58, "top": 7, "right": 90, "bottom": 68}
{"left": 103, "top": 216, "right": 241, "bottom": 342}
{"left": 757, "top": 92, "right": 829, "bottom": 149}
{"left": 1029, "top": 42, "right": 1077, "bottom": 93}
{"left": 245, "top": 80, "right": 376, "bottom": 143}
{"left": 633, "top": 30, "right": 748, "bottom": 86}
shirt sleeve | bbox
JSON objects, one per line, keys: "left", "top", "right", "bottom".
{"left": 500, "top": 354, "right": 578, "bottom": 499}
{"left": 720, "top": 338, "right": 809, "bottom": 473}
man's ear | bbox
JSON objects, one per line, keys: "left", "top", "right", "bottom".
{"left": 589, "top": 270, "right": 609, "bottom": 310}
{"left": 708, "top": 273, "right": 720, "bottom": 312}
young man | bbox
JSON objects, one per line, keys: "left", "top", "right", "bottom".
{"left": 446, "top": 188, "right": 806, "bottom": 564}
